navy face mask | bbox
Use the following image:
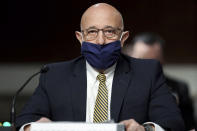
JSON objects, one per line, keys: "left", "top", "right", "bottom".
{"left": 81, "top": 40, "right": 121, "bottom": 70}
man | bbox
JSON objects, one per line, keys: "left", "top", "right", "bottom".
{"left": 122, "top": 32, "right": 196, "bottom": 130}
{"left": 16, "top": 4, "right": 185, "bottom": 131}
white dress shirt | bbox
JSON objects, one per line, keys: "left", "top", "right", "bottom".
{"left": 85, "top": 61, "right": 116, "bottom": 122}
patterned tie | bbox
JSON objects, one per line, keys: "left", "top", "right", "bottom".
{"left": 93, "top": 73, "right": 108, "bottom": 123}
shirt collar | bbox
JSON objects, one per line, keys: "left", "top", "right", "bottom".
{"left": 86, "top": 61, "right": 116, "bottom": 78}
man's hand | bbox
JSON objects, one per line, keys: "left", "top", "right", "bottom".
{"left": 120, "top": 119, "right": 145, "bottom": 131}
{"left": 24, "top": 117, "right": 51, "bottom": 131}
{"left": 36, "top": 117, "right": 51, "bottom": 122}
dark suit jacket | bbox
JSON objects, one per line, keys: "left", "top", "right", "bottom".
{"left": 166, "top": 76, "right": 196, "bottom": 130}
{"left": 16, "top": 55, "right": 185, "bottom": 131}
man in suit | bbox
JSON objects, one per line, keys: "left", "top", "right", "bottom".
{"left": 122, "top": 32, "right": 196, "bottom": 130}
{"left": 16, "top": 3, "right": 185, "bottom": 131}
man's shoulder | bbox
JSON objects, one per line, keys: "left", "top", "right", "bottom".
{"left": 45, "top": 56, "right": 85, "bottom": 72}
{"left": 122, "top": 54, "right": 161, "bottom": 69}
{"left": 120, "top": 54, "right": 164, "bottom": 80}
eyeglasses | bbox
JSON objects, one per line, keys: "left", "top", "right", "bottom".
{"left": 81, "top": 27, "right": 123, "bottom": 41}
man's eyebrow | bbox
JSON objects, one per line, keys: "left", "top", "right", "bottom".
{"left": 103, "top": 25, "right": 114, "bottom": 28}
{"left": 86, "top": 26, "right": 98, "bottom": 30}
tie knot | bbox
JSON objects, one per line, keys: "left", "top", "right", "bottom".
{"left": 97, "top": 73, "right": 106, "bottom": 82}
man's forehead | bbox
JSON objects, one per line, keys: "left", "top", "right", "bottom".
{"left": 80, "top": 3, "right": 123, "bottom": 30}
{"left": 81, "top": 17, "right": 122, "bottom": 30}
{"left": 84, "top": 25, "right": 118, "bottom": 30}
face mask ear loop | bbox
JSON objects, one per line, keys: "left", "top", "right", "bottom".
{"left": 119, "top": 32, "right": 123, "bottom": 41}
{"left": 81, "top": 31, "right": 85, "bottom": 42}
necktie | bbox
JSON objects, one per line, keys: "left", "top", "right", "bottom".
{"left": 93, "top": 73, "right": 108, "bottom": 123}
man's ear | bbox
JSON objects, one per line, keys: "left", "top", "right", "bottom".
{"left": 120, "top": 31, "right": 129, "bottom": 47}
{"left": 75, "top": 31, "right": 83, "bottom": 45}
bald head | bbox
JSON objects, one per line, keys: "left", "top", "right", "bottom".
{"left": 80, "top": 3, "right": 124, "bottom": 30}
{"left": 76, "top": 3, "right": 129, "bottom": 46}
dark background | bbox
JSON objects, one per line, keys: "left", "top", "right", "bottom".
{"left": 0, "top": 0, "right": 196, "bottom": 123}
{"left": 0, "top": 0, "right": 196, "bottom": 63}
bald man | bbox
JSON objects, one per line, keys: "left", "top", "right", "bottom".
{"left": 16, "top": 3, "right": 185, "bottom": 131}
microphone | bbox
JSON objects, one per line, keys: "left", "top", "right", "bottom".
{"left": 10, "top": 66, "right": 49, "bottom": 127}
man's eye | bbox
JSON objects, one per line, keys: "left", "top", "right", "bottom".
{"left": 105, "top": 30, "right": 115, "bottom": 34}
{"left": 87, "top": 30, "right": 98, "bottom": 34}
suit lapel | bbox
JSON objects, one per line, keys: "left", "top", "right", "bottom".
{"left": 70, "top": 55, "right": 132, "bottom": 122}
{"left": 111, "top": 55, "right": 133, "bottom": 122}
{"left": 71, "top": 57, "right": 87, "bottom": 121}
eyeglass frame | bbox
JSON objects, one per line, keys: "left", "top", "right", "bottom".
{"left": 81, "top": 27, "right": 123, "bottom": 41}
